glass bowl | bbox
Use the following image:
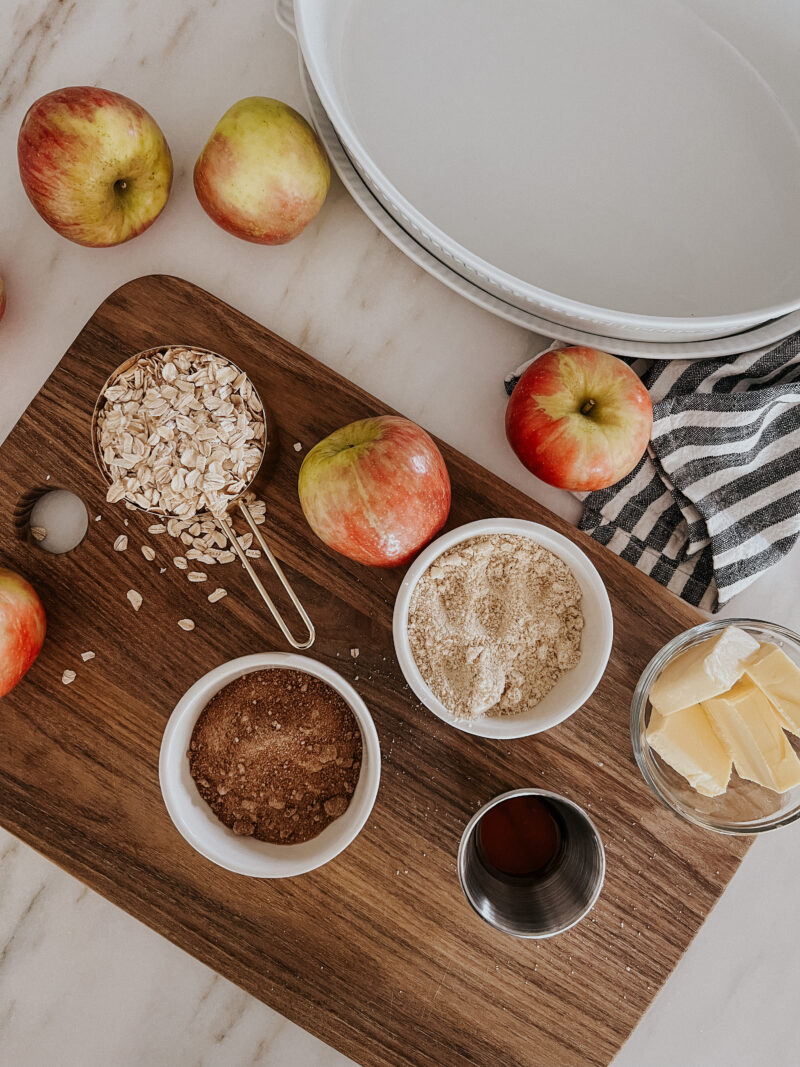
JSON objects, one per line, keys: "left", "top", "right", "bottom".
{"left": 631, "top": 618, "right": 800, "bottom": 835}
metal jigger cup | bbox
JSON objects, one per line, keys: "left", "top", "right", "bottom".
{"left": 457, "top": 788, "right": 605, "bottom": 938}
{"left": 92, "top": 346, "right": 315, "bottom": 650}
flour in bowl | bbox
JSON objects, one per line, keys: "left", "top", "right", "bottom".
{"left": 407, "top": 534, "right": 584, "bottom": 720}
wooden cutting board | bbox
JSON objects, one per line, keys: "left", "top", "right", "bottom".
{"left": 0, "top": 275, "right": 749, "bottom": 1067}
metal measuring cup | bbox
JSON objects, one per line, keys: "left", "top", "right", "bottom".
{"left": 457, "top": 788, "right": 605, "bottom": 938}
{"left": 91, "top": 345, "right": 315, "bottom": 650}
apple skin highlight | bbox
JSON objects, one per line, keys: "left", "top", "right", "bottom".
{"left": 298, "top": 415, "right": 451, "bottom": 567}
{"left": 505, "top": 346, "right": 653, "bottom": 491}
{"left": 18, "top": 86, "right": 173, "bottom": 247}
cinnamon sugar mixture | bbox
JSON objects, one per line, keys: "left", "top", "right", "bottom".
{"left": 188, "top": 669, "right": 362, "bottom": 843}
{"left": 407, "top": 534, "right": 584, "bottom": 720}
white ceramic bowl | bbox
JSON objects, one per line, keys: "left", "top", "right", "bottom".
{"left": 393, "top": 519, "right": 613, "bottom": 739}
{"left": 159, "top": 653, "right": 381, "bottom": 877}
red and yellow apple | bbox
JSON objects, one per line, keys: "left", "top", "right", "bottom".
{"left": 505, "top": 346, "right": 653, "bottom": 491}
{"left": 18, "top": 86, "right": 173, "bottom": 246}
{"left": 298, "top": 416, "right": 451, "bottom": 567}
{"left": 0, "top": 566, "right": 46, "bottom": 698}
{"left": 194, "top": 97, "right": 330, "bottom": 244}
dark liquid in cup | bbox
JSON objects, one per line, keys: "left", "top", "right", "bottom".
{"left": 478, "top": 795, "right": 561, "bottom": 877}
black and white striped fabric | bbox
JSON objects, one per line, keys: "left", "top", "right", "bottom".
{"left": 505, "top": 335, "right": 800, "bottom": 612}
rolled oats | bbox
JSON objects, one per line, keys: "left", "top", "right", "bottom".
{"left": 97, "top": 347, "right": 265, "bottom": 521}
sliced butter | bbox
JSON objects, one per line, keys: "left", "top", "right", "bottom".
{"left": 649, "top": 626, "right": 759, "bottom": 716}
{"left": 703, "top": 679, "right": 800, "bottom": 794}
{"left": 646, "top": 704, "right": 731, "bottom": 797}
{"left": 744, "top": 643, "right": 800, "bottom": 737}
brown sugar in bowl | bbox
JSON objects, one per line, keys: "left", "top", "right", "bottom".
{"left": 188, "top": 668, "right": 363, "bottom": 844}
{"left": 159, "top": 654, "right": 381, "bottom": 877}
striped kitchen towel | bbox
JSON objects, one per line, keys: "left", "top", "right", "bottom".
{"left": 505, "top": 336, "right": 800, "bottom": 612}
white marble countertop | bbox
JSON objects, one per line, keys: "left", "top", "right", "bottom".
{"left": 2, "top": 3, "right": 800, "bottom": 1065}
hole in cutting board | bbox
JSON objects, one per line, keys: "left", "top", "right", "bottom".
{"left": 16, "top": 488, "right": 89, "bottom": 554}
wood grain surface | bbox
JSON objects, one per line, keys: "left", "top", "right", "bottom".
{"left": 0, "top": 275, "right": 750, "bottom": 1067}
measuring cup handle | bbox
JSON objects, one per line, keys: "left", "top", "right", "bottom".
{"left": 218, "top": 504, "right": 315, "bottom": 649}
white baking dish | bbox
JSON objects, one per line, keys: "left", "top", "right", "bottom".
{"left": 288, "top": 33, "right": 800, "bottom": 361}
{"left": 294, "top": 0, "right": 800, "bottom": 342}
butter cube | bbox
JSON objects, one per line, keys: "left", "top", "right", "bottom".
{"left": 703, "top": 679, "right": 800, "bottom": 794}
{"left": 649, "top": 626, "right": 759, "bottom": 716}
{"left": 646, "top": 704, "right": 732, "bottom": 797}
{"left": 744, "top": 643, "right": 800, "bottom": 737}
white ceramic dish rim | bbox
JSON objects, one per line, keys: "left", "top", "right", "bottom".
{"left": 281, "top": 18, "right": 800, "bottom": 362}
{"left": 392, "top": 519, "right": 614, "bottom": 739}
{"left": 159, "top": 653, "right": 381, "bottom": 877}
{"left": 293, "top": 0, "right": 800, "bottom": 341}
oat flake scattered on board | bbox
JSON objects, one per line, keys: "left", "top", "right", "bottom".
{"left": 293, "top": 442, "right": 302, "bottom": 452}
{"left": 173, "top": 556, "right": 188, "bottom": 569}
{"left": 114, "top": 535, "right": 128, "bottom": 552}
{"left": 350, "top": 648, "right": 359, "bottom": 659}
{"left": 141, "top": 545, "right": 156, "bottom": 561}
{"left": 31, "top": 526, "right": 47, "bottom": 542}
{"left": 187, "top": 571, "right": 208, "bottom": 583}
{"left": 208, "top": 587, "right": 227, "bottom": 603}
{"left": 81, "top": 651, "right": 95, "bottom": 662}
{"left": 127, "top": 589, "right": 143, "bottom": 611}
{"left": 62, "top": 670, "right": 76, "bottom": 685}
{"left": 178, "top": 619, "right": 195, "bottom": 631}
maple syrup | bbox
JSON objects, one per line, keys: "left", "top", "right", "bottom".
{"left": 477, "top": 794, "right": 561, "bottom": 877}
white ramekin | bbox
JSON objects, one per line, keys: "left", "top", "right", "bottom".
{"left": 159, "top": 653, "right": 381, "bottom": 877}
{"left": 393, "top": 518, "right": 613, "bottom": 739}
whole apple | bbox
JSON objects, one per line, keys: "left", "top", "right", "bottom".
{"left": 298, "top": 416, "right": 451, "bottom": 567}
{"left": 194, "top": 97, "right": 330, "bottom": 244}
{"left": 0, "top": 566, "right": 46, "bottom": 698}
{"left": 505, "top": 346, "right": 653, "bottom": 491}
{"left": 18, "top": 86, "right": 173, "bottom": 247}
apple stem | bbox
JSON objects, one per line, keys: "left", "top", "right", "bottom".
{"left": 580, "top": 398, "right": 596, "bottom": 416}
